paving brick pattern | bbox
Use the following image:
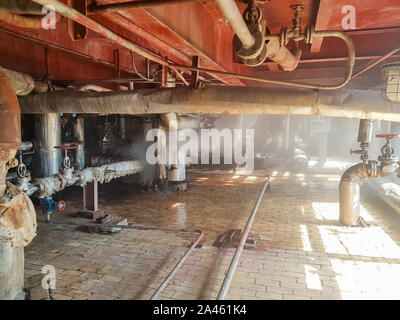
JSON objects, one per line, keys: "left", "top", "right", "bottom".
{"left": 24, "top": 168, "right": 400, "bottom": 300}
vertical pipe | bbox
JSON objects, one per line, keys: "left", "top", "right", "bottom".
{"left": 217, "top": 177, "right": 270, "bottom": 300}
{"left": 0, "top": 243, "right": 25, "bottom": 300}
{"left": 119, "top": 116, "right": 126, "bottom": 141}
{"left": 36, "top": 113, "right": 61, "bottom": 176}
{"left": 215, "top": 0, "right": 254, "bottom": 48}
{"left": 339, "top": 180, "right": 360, "bottom": 226}
{"left": 74, "top": 116, "right": 85, "bottom": 170}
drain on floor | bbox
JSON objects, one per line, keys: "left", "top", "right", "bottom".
{"left": 213, "top": 229, "right": 259, "bottom": 250}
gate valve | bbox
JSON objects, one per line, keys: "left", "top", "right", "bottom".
{"left": 54, "top": 143, "right": 78, "bottom": 169}
{"left": 376, "top": 134, "right": 400, "bottom": 175}
{"left": 42, "top": 197, "right": 66, "bottom": 222}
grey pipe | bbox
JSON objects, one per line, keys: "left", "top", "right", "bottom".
{"left": 36, "top": 113, "right": 61, "bottom": 177}
{"left": 18, "top": 87, "right": 400, "bottom": 122}
{"left": 215, "top": 0, "right": 254, "bottom": 48}
{"left": 74, "top": 116, "right": 85, "bottom": 170}
{"left": 217, "top": 177, "right": 270, "bottom": 300}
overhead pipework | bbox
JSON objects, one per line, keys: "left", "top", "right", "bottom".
{"left": 339, "top": 120, "right": 400, "bottom": 226}
{"left": 30, "top": 0, "right": 355, "bottom": 90}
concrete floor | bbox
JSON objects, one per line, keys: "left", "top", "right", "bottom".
{"left": 24, "top": 165, "right": 400, "bottom": 300}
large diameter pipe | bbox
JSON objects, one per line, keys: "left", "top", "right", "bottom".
{"left": 3, "top": 68, "right": 34, "bottom": 96}
{"left": 217, "top": 177, "right": 270, "bottom": 300}
{"left": 74, "top": 116, "right": 85, "bottom": 170}
{"left": 266, "top": 40, "right": 301, "bottom": 71}
{"left": 0, "top": 0, "right": 44, "bottom": 15}
{"left": 215, "top": 0, "right": 254, "bottom": 48}
{"left": 19, "top": 86, "right": 400, "bottom": 122}
{"left": 0, "top": 67, "right": 21, "bottom": 195}
{"left": 339, "top": 179, "right": 361, "bottom": 226}
{"left": 36, "top": 113, "right": 61, "bottom": 177}
{"left": 88, "top": 0, "right": 203, "bottom": 14}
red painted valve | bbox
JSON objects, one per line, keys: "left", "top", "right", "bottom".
{"left": 54, "top": 143, "right": 78, "bottom": 150}
{"left": 57, "top": 200, "right": 66, "bottom": 211}
{"left": 376, "top": 134, "right": 400, "bottom": 139}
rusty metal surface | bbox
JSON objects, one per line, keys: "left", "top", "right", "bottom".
{"left": 0, "top": 182, "right": 37, "bottom": 248}
{"left": 0, "top": 0, "right": 398, "bottom": 90}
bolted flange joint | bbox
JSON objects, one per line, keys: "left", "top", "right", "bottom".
{"left": 233, "top": 23, "right": 265, "bottom": 61}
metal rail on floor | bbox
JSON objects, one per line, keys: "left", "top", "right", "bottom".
{"left": 216, "top": 176, "right": 270, "bottom": 300}
{"left": 38, "top": 221, "right": 203, "bottom": 300}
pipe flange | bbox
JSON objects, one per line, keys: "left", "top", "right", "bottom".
{"left": 233, "top": 24, "right": 265, "bottom": 60}
{"left": 305, "top": 25, "right": 314, "bottom": 44}
{"left": 243, "top": 44, "right": 268, "bottom": 67}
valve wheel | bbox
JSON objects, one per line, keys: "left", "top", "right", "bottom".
{"left": 54, "top": 143, "right": 78, "bottom": 150}
{"left": 376, "top": 134, "right": 400, "bottom": 139}
{"left": 57, "top": 200, "right": 66, "bottom": 211}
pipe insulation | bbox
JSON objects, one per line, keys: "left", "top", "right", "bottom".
{"left": 19, "top": 86, "right": 400, "bottom": 122}
{"left": 33, "top": 160, "right": 143, "bottom": 198}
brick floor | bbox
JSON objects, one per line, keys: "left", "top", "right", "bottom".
{"left": 24, "top": 166, "right": 400, "bottom": 300}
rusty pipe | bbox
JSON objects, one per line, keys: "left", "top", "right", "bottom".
{"left": 339, "top": 162, "right": 378, "bottom": 226}
{"left": 217, "top": 176, "right": 269, "bottom": 299}
{"left": 88, "top": 0, "right": 203, "bottom": 14}
{"left": 0, "top": 0, "right": 44, "bottom": 15}
{"left": 30, "top": 0, "right": 169, "bottom": 67}
{"left": 31, "top": 0, "right": 355, "bottom": 90}
{"left": 0, "top": 11, "right": 44, "bottom": 28}
{"left": 0, "top": 67, "right": 21, "bottom": 195}
{"left": 266, "top": 40, "right": 302, "bottom": 71}
{"left": 215, "top": 0, "right": 255, "bottom": 49}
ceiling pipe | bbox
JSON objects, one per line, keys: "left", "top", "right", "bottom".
{"left": 18, "top": 86, "right": 400, "bottom": 122}
{"left": 215, "top": 0, "right": 255, "bottom": 49}
{"left": 29, "top": 0, "right": 355, "bottom": 90}
{"left": 0, "top": 11, "right": 45, "bottom": 28}
{"left": 88, "top": 0, "right": 203, "bottom": 14}
{"left": 0, "top": 0, "right": 44, "bottom": 15}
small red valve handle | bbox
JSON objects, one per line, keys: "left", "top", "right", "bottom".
{"left": 376, "top": 134, "right": 400, "bottom": 139}
{"left": 57, "top": 200, "right": 66, "bottom": 211}
{"left": 54, "top": 143, "right": 78, "bottom": 150}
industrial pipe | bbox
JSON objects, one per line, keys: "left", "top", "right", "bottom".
{"left": 74, "top": 116, "right": 85, "bottom": 170}
{"left": 0, "top": 0, "right": 43, "bottom": 15}
{"left": 19, "top": 86, "right": 400, "bottom": 122}
{"left": 339, "top": 162, "right": 378, "bottom": 225}
{"left": 35, "top": 113, "right": 61, "bottom": 177}
{"left": 39, "top": 221, "right": 203, "bottom": 300}
{"left": 0, "top": 67, "right": 21, "bottom": 195}
{"left": 266, "top": 40, "right": 301, "bottom": 71}
{"left": 30, "top": 0, "right": 355, "bottom": 90}
{"left": 150, "top": 230, "right": 203, "bottom": 299}
{"left": 32, "top": 160, "right": 143, "bottom": 199}
{"left": 0, "top": 11, "right": 44, "bottom": 29}
{"left": 215, "top": 0, "right": 255, "bottom": 49}
{"left": 217, "top": 176, "right": 269, "bottom": 300}
{"left": 88, "top": 0, "right": 203, "bottom": 14}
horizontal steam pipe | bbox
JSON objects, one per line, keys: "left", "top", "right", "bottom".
{"left": 27, "top": 160, "right": 143, "bottom": 199}
{"left": 18, "top": 86, "right": 400, "bottom": 122}
{"left": 88, "top": 0, "right": 204, "bottom": 14}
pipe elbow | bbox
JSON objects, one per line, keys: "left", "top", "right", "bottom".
{"left": 341, "top": 161, "right": 377, "bottom": 184}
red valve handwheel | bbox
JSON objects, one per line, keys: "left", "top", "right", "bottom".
{"left": 57, "top": 200, "right": 66, "bottom": 211}
{"left": 54, "top": 143, "right": 78, "bottom": 150}
{"left": 376, "top": 134, "right": 400, "bottom": 139}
